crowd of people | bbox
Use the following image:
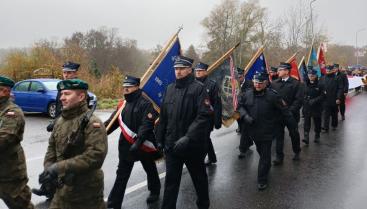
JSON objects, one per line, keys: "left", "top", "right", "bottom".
{"left": 0, "top": 55, "right": 350, "bottom": 209}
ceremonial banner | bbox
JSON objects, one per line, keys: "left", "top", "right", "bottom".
{"left": 307, "top": 45, "right": 321, "bottom": 77}
{"left": 317, "top": 43, "right": 327, "bottom": 75}
{"left": 209, "top": 55, "right": 240, "bottom": 126}
{"left": 244, "top": 46, "right": 267, "bottom": 80}
{"left": 286, "top": 53, "right": 300, "bottom": 80}
{"left": 140, "top": 35, "right": 181, "bottom": 108}
{"left": 298, "top": 56, "right": 308, "bottom": 83}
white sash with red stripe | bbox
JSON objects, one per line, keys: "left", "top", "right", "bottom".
{"left": 117, "top": 100, "right": 157, "bottom": 153}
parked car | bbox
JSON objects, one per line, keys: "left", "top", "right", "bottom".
{"left": 11, "top": 78, "right": 97, "bottom": 118}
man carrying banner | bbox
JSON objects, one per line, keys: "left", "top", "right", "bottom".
{"left": 236, "top": 67, "right": 252, "bottom": 135}
{"left": 302, "top": 67, "right": 325, "bottom": 144}
{"left": 156, "top": 55, "right": 212, "bottom": 209}
{"left": 238, "top": 72, "right": 296, "bottom": 190}
{"left": 104, "top": 75, "right": 161, "bottom": 209}
{"left": 271, "top": 62, "right": 303, "bottom": 164}
{"left": 237, "top": 67, "right": 254, "bottom": 158}
{"left": 334, "top": 64, "right": 349, "bottom": 120}
{"left": 195, "top": 62, "right": 222, "bottom": 166}
{"left": 269, "top": 67, "right": 279, "bottom": 81}
{"left": 319, "top": 65, "right": 344, "bottom": 132}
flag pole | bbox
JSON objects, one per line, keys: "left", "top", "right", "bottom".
{"left": 286, "top": 51, "right": 299, "bottom": 63}
{"left": 243, "top": 45, "right": 265, "bottom": 76}
{"left": 140, "top": 27, "right": 183, "bottom": 86}
{"left": 106, "top": 28, "right": 182, "bottom": 132}
{"left": 298, "top": 56, "right": 305, "bottom": 69}
{"left": 207, "top": 42, "right": 240, "bottom": 74}
{"left": 306, "top": 38, "right": 315, "bottom": 64}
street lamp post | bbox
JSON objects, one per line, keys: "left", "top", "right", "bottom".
{"left": 356, "top": 28, "right": 366, "bottom": 65}
{"left": 310, "top": 0, "right": 317, "bottom": 38}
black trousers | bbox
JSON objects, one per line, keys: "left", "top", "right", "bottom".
{"left": 254, "top": 140, "right": 272, "bottom": 184}
{"left": 323, "top": 105, "right": 338, "bottom": 130}
{"left": 304, "top": 114, "right": 322, "bottom": 134}
{"left": 162, "top": 152, "right": 209, "bottom": 209}
{"left": 239, "top": 130, "right": 253, "bottom": 153}
{"left": 339, "top": 95, "right": 346, "bottom": 116}
{"left": 275, "top": 120, "right": 301, "bottom": 159}
{"left": 107, "top": 156, "right": 161, "bottom": 209}
{"left": 206, "top": 137, "right": 217, "bottom": 162}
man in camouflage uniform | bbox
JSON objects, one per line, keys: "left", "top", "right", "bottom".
{"left": 42, "top": 79, "right": 108, "bottom": 209}
{"left": 0, "top": 76, "right": 34, "bottom": 209}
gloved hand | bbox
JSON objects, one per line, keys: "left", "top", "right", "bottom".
{"left": 39, "top": 163, "right": 58, "bottom": 184}
{"left": 308, "top": 99, "right": 315, "bottom": 106}
{"left": 129, "top": 142, "right": 140, "bottom": 152}
{"left": 243, "top": 115, "right": 254, "bottom": 124}
{"left": 46, "top": 122, "right": 54, "bottom": 132}
{"left": 156, "top": 143, "right": 164, "bottom": 153}
{"left": 129, "top": 138, "right": 144, "bottom": 153}
{"left": 173, "top": 136, "right": 190, "bottom": 154}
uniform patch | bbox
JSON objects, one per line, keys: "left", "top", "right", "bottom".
{"left": 93, "top": 122, "right": 101, "bottom": 128}
{"left": 204, "top": 98, "right": 211, "bottom": 106}
{"left": 147, "top": 113, "right": 153, "bottom": 119}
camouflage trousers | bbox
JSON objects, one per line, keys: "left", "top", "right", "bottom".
{"left": 49, "top": 187, "right": 106, "bottom": 209}
{"left": 0, "top": 179, "right": 34, "bottom": 209}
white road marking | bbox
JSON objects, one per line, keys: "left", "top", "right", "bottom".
{"left": 26, "top": 156, "right": 44, "bottom": 162}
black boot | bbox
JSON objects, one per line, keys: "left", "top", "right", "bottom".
{"left": 302, "top": 132, "right": 309, "bottom": 145}
{"left": 314, "top": 132, "right": 320, "bottom": 143}
{"left": 146, "top": 192, "right": 159, "bottom": 203}
{"left": 272, "top": 157, "right": 283, "bottom": 166}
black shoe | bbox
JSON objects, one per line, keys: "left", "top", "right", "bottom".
{"left": 342, "top": 115, "right": 345, "bottom": 120}
{"left": 292, "top": 153, "right": 300, "bottom": 161}
{"left": 257, "top": 183, "right": 268, "bottom": 191}
{"left": 314, "top": 133, "right": 320, "bottom": 143}
{"left": 205, "top": 159, "right": 217, "bottom": 166}
{"left": 302, "top": 132, "right": 309, "bottom": 145}
{"left": 272, "top": 158, "right": 283, "bottom": 166}
{"left": 332, "top": 127, "right": 337, "bottom": 131}
{"left": 146, "top": 193, "right": 159, "bottom": 203}
{"left": 322, "top": 128, "right": 329, "bottom": 133}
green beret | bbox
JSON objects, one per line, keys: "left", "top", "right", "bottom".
{"left": 0, "top": 76, "right": 15, "bottom": 88}
{"left": 57, "top": 79, "right": 88, "bottom": 91}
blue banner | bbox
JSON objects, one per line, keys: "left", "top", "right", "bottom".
{"left": 142, "top": 39, "right": 181, "bottom": 107}
{"left": 245, "top": 52, "right": 267, "bottom": 80}
{"left": 307, "top": 46, "right": 321, "bottom": 77}
{"left": 299, "top": 58, "right": 309, "bottom": 83}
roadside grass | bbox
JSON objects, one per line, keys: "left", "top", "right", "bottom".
{"left": 97, "top": 98, "right": 120, "bottom": 110}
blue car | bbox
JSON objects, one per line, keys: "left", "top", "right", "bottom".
{"left": 11, "top": 78, "right": 97, "bottom": 118}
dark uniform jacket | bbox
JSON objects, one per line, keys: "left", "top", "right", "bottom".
{"left": 336, "top": 72, "right": 349, "bottom": 95}
{"left": 319, "top": 74, "right": 344, "bottom": 106}
{"left": 156, "top": 74, "right": 212, "bottom": 153}
{"left": 237, "top": 88, "right": 296, "bottom": 141}
{"left": 271, "top": 77, "right": 304, "bottom": 121}
{"left": 105, "top": 89, "right": 159, "bottom": 161}
{"left": 196, "top": 76, "right": 222, "bottom": 129}
{"left": 303, "top": 80, "right": 326, "bottom": 116}
{"left": 240, "top": 79, "right": 253, "bottom": 93}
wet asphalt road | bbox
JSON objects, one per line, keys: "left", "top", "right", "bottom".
{"left": 1, "top": 91, "right": 367, "bottom": 209}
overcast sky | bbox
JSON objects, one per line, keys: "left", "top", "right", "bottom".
{"left": 0, "top": 0, "right": 366, "bottom": 50}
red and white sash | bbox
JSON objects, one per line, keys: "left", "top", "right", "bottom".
{"left": 117, "top": 100, "right": 157, "bottom": 153}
